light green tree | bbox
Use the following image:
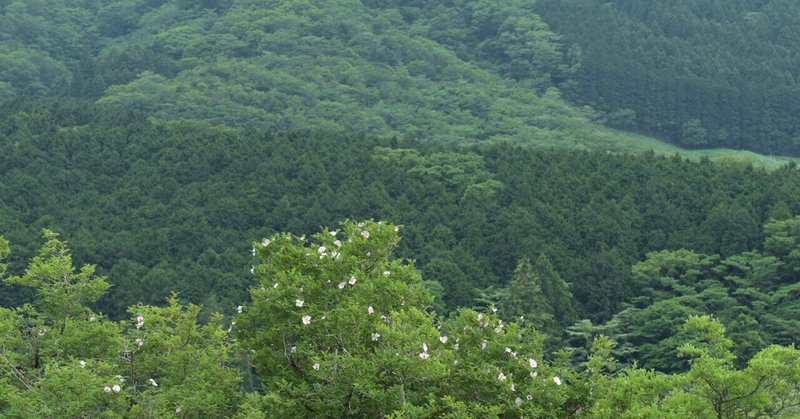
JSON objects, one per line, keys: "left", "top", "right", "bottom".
{"left": 0, "top": 231, "right": 241, "bottom": 417}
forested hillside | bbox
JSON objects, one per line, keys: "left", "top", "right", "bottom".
{"left": 2, "top": 1, "right": 800, "bottom": 416}
{"left": 0, "top": 0, "right": 601, "bottom": 146}
{"left": 2, "top": 103, "right": 800, "bottom": 371}
{"left": 3, "top": 0, "right": 799, "bottom": 157}
{"left": 535, "top": 0, "right": 800, "bottom": 155}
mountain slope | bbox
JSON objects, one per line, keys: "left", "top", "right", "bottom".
{"left": 0, "top": 0, "right": 791, "bottom": 162}
{"left": 535, "top": 0, "right": 800, "bottom": 155}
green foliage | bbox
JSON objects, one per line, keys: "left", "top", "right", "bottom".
{"left": 6, "top": 230, "right": 110, "bottom": 332}
{"left": 237, "top": 221, "right": 436, "bottom": 415}
{"left": 500, "top": 254, "right": 576, "bottom": 344}
{"left": 502, "top": 257, "right": 553, "bottom": 329}
{"left": 535, "top": 0, "right": 800, "bottom": 155}
{"left": 1, "top": 1, "right": 800, "bottom": 414}
{"left": 0, "top": 232, "right": 241, "bottom": 417}
{"left": 0, "top": 236, "right": 8, "bottom": 278}
{"left": 1, "top": 219, "right": 799, "bottom": 416}
{"left": 3, "top": 109, "right": 800, "bottom": 325}
{"left": 588, "top": 316, "right": 800, "bottom": 417}
{"left": 236, "top": 220, "right": 580, "bottom": 416}
{"left": 10, "top": 0, "right": 798, "bottom": 160}
{"left": 594, "top": 217, "right": 800, "bottom": 372}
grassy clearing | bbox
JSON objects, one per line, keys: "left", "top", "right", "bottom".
{"left": 592, "top": 128, "right": 800, "bottom": 169}
{"left": 484, "top": 124, "right": 799, "bottom": 169}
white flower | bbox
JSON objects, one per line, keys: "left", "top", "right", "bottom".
{"left": 511, "top": 351, "right": 517, "bottom": 358}
{"left": 88, "top": 315, "right": 95, "bottom": 322}
{"left": 136, "top": 315, "right": 144, "bottom": 329}
{"left": 505, "top": 347, "right": 512, "bottom": 354}
{"left": 79, "top": 360, "right": 86, "bottom": 368}
{"left": 498, "top": 372, "right": 507, "bottom": 382}
{"left": 149, "top": 378, "right": 158, "bottom": 387}
{"left": 553, "top": 376, "right": 562, "bottom": 385}
{"left": 531, "top": 371, "right": 538, "bottom": 378}
{"left": 394, "top": 226, "right": 399, "bottom": 232}
{"left": 529, "top": 358, "right": 538, "bottom": 368}
{"left": 477, "top": 313, "right": 484, "bottom": 321}
{"left": 366, "top": 251, "right": 371, "bottom": 257}
{"left": 176, "top": 407, "right": 182, "bottom": 413}
{"left": 250, "top": 266, "right": 255, "bottom": 274}
{"left": 481, "top": 340, "right": 488, "bottom": 350}
{"left": 494, "top": 325, "right": 503, "bottom": 334}
{"left": 112, "top": 384, "right": 121, "bottom": 393}
{"left": 453, "top": 343, "right": 459, "bottom": 350}
{"left": 317, "top": 245, "right": 326, "bottom": 254}
{"left": 237, "top": 305, "right": 243, "bottom": 314}
{"left": 348, "top": 276, "right": 357, "bottom": 285}
{"left": 262, "top": 238, "right": 270, "bottom": 246}
{"left": 136, "top": 338, "right": 144, "bottom": 347}
{"left": 116, "top": 375, "right": 125, "bottom": 383}
{"left": 361, "top": 230, "right": 370, "bottom": 239}
{"left": 511, "top": 384, "right": 516, "bottom": 392}
{"left": 104, "top": 386, "right": 112, "bottom": 393}
{"left": 419, "top": 343, "right": 430, "bottom": 359}
{"left": 38, "top": 328, "right": 46, "bottom": 336}
{"left": 330, "top": 231, "right": 337, "bottom": 236}
{"left": 313, "top": 362, "right": 320, "bottom": 371}
{"left": 302, "top": 315, "right": 311, "bottom": 325}
{"left": 338, "top": 282, "right": 346, "bottom": 289}
{"left": 290, "top": 346, "right": 296, "bottom": 353}
{"left": 526, "top": 395, "right": 533, "bottom": 401}
{"left": 439, "top": 336, "right": 448, "bottom": 344}
{"left": 273, "top": 282, "right": 280, "bottom": 288}
{"left": 367, "top": 305, "right": 374, "bottom": 314}
{"left": 295, "top": 299, "right": 304, "bottom": 308}
{"left": 334, "top": 239, "right": 342, "bottom": 247}
{"left": 491, "top": 306, "right": 498, "bottom": 313}
{"left": 371, "top": 332, "right": 380, "bottom": 341}
{"left": 515, "top": 397, "right": 522, "bottom": 406}
{"left": 480, "top": 321, "right": 489, "bottom": 328}
{"left": 251, "top": 247, "right": 256, "bottom": 256}
{"left": 383, "top": 271, "right": 391, "bottom": 276}
{"left": 331, "top": 251, "right": 340, "bottom": 259}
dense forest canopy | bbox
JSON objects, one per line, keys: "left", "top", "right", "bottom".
{"left": 2, "top": 103, "right": 800, "bottom": 370}
{"left": 534, "top": 0, "right": 800, "bottom": 155}
{"left": 2, "top": 0, "right": 800, "bottom": 416}
{"left": 0, "top": 0, "right": 600, "bottom": 146}
{"left": 3, "top": 0, "right": 800, "bottom": 156}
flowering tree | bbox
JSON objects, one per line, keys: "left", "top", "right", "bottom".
{"left": 236, "top": 220, "right": 574, "bottom": 416}
{"left": 3, "top": 223, "right": 796, "bottom": 417}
